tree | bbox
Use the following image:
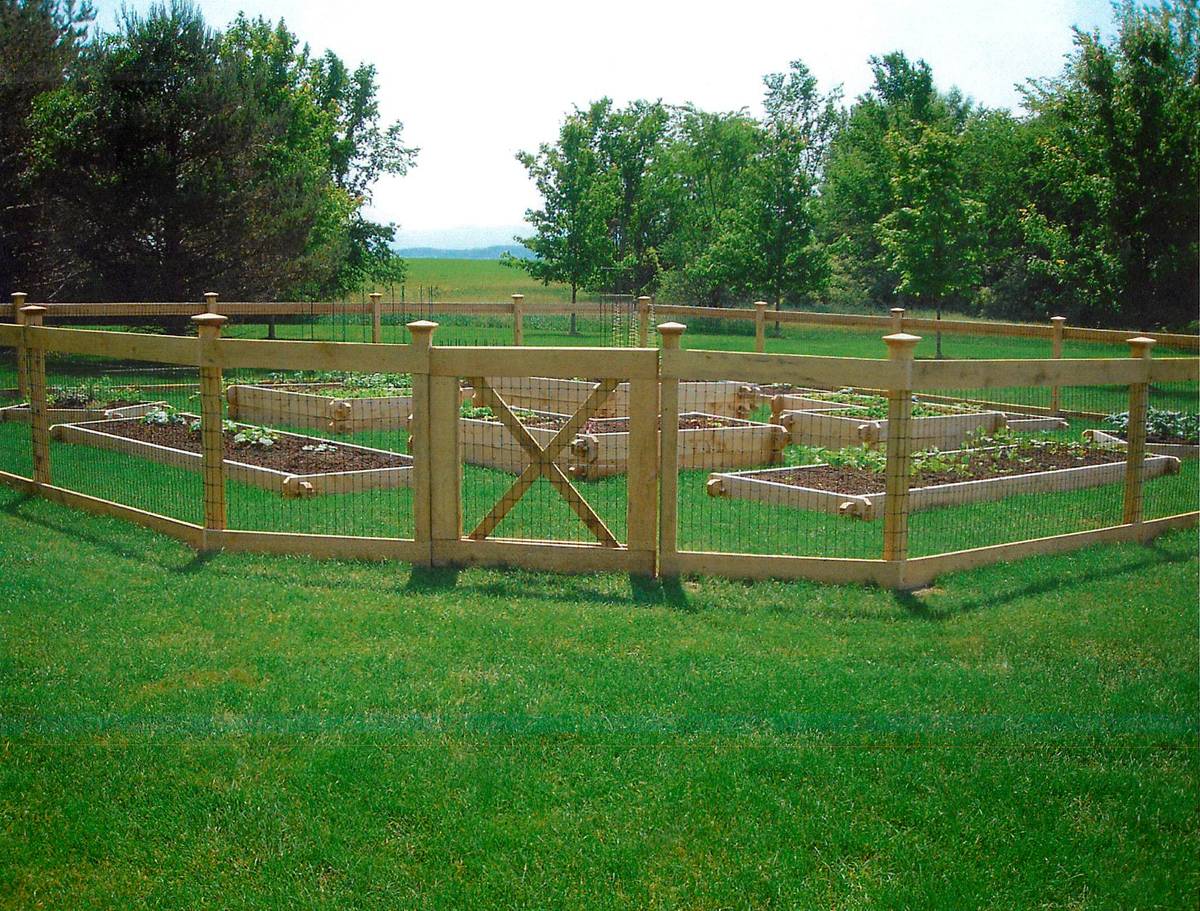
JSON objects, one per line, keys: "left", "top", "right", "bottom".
{"left": 1019, "top": 0, "right": 1199, "bottom": 327}
{"left": 820, "top": 52, "right": 971, "bottom": 309}
{"left": 0, "top": 0, "right": 94, "bottom": 297}
{"left": 877, "top": 125, "right": 982, "bottom": 356}
{"left": 509, "top": 105, "right": 617, "bottom": 329}
{"left": 713, "top": 60, "right": 836, "bottom": 316}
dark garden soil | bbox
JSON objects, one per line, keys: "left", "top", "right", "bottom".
{"left": 98, "top": 419, "right": 409, "bottom": 473}
{"left": 742, "top": 447, "right": 1126, "bottom": 496}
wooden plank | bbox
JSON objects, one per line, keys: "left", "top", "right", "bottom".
{"left": 432, "top": 347, "right": 658, "bottom": 380}
{"left": 625, "top": 377, "right": 658, "bottom": 560}
{"left": 0, "top": 470, "right": 205, "bottom": 548}
{"left": 28, "top": 325, "right": 199, "bottom": 364}
{"left": 438, "top": 538, "right": 650, "bottom": 575}
{"left": 1123, "top": 345, "right": 1152, "bottom": 524}
{"left": 662, "top": 348, "right": 903, "bottom": 389}
{"left": 428, "top": 375, "right": 463, "bottom": 549}
{"left": 670, "top": 550, "right": 896, "bottom": 586}
{"left": 209, "top": 530, "right": 426, "bottom": 562}
{"left": 901, "top": 512, "right": 1199, "bottom": 588}
{"left": 911, "top": 357, "right": 1143, "bottom": 389}
{"left": 211, "top": 337, "right": 425, "bottom": 372}
{"left": 1149, "top": 358, "right": 1200, "bottom": 383}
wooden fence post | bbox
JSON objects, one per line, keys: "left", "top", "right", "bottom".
{"left": 1050, "top": 316, "right": 1066, "bottom": 415}
{"left": 637, "top": 296, "right": 652, "bottom": 347}
{"left": 20, "top": 305, "right": 50, "bottom": 485}
{"left": 370, "top": 292, "right": 383, "bottom": 344}
{"left": 1122, "top": 336, "right": 1155, "bottom": 526}
{"left": 882, "top": 332, "right": 920, "bottom": 583}
{"left": 890, "top": 307, "right": 905, "bottom": 333}
{"left": 657, "top": 321, "right": 686, "bottom": 575}
{"left": 204, "top": 291, "right": 219, "bottom": 315}
{"left": 511, "top": 294, "right": 524, "bottom": 346}
{"left": 754, "top": 301, "right": 768, "bottom": 353}
{"left": 12, "top": 293, "right": 27, "bottom": 401}
{"left": 407, "top": 320, "right": 437, "bottom": 562}
{"left": 192, "top": 312, "right": 228, "bottom": 542}
{"left": 427, "top": 330, "right": 462, "bottom": 565}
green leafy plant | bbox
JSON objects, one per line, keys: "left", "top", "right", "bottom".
{"left": 47, "top": 378, "right": 140, "bottom": 409}
{"left": 141, "top": 406, "right": 189, "bottom": 427}
{"left": 1104, "top": 408, "right": 1199, "bottom": 444}
{"left": 301, "top": 442, "right": 338, "bottom": 453}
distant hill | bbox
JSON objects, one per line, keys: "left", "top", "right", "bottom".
{"left": 396, "top": 244, "right": 534, "bottom": 261}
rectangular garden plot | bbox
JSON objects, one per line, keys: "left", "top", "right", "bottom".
{"left": 50, "top": 416, "right": 412, "bottom": 498}
{"left": 228, "top": 382, "right": 475, "bottom": 432}
{"left": 707, "top": 446, "right": 1181, "bottom": 520}
{"left": 1, "top": 399, "right": 166, "bottom": 424}
{"left": 570, "top": 413, "right": 788, "bottom": 479}
{"left": 1083, "top": 428, "right": 1199, "bottom": 459}
{"left": 422, "top": 410, "right": 787, "bottom": 477}
{"left": 485, "top": 377, "right": 758, "bottom": 418}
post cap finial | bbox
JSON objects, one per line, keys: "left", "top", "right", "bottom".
{"left": 754, "top": 300, "right": 768, "bottom": 309}
{"left": 203, "top": 291, "right": 218, "bottom": 300}
{"left": 890, "top": 307, "right": 905, "bottom": 315}
{"left": 19, "top": 304, "right": 47, "bottom": 316}
{"left": 406, "top": 319, "right": 438, "bottom": 332}
{"left": 1128, "top": 336, "right": 1156, "bottom": 356}
{"left": 511, "top": 293, "right": 524, "bottom": 300}
{"left": 11, "top": 291, "right": 27, "bottom": 301}
{"left": 369, "top": 291, "right": 382, "bottom": 300}
{"left": 657, "top": 321, "right": 686, "bottom": 334}
{"left": 883, "top": 332, "right": 921, "bottom": 358}
{"left": 191, "top": 312, "right": 227, "bottom": 328}
{"left": 1051, "top": 315, "right": 1067, "bottom": 324}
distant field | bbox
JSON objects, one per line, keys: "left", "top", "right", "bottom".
{"left": 398, "top": 258, "right": 576, "bottom": 304}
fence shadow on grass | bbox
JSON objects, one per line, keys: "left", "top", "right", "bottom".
{"left": 892, "top": 534, "right": 1196, "bottom": 622}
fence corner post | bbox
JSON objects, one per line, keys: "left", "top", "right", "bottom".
{"left": 656, "top": 322, "right": 686, "bottom": 576}
{"left": 407, "top": 319, "right": 439, "bottom": 565}
{"left": 1050, "top": 316, "right": 1067, "bottom": 415}
{"left": 370, "top": 292, "right": 383, "bottom": 344}
{"left": 192, "top": 312, "right": 228, "bottom": 546}
{"left": 511, "top": 294, "right": 524, "bottom": 346}
{"left": 882, "top": 332, "right": 920, "bottom": 585}
{"left": 754, "top": 301, "right": 768, "bottom": 353}
{"left": 20, "top": 305, "right": 49, "bottom": 485}
{"left": 1122, "top": 336, "right": 1155, "bottom": 527}
{"left": 890, "top": 307, "right": 905, "bottom": 333}
{"left": 12, "top": 293, "right": 28, "bottom": 401}
{"left": 637, "top": 295, "right": 652, "bottom": 348}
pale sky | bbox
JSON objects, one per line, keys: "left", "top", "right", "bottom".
{"left": 96, "top": 0, "right": 1115, "bottom": 247}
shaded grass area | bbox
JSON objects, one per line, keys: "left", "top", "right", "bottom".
{"left": 0, "top": 487, "right": 1197, "bottom": 909}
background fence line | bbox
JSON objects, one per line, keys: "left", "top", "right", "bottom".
{"left": 7, "top": 293, "right": 1198, "bottom": 353}
{"left": 0, "top": 313, "right": 1195, "bottom": 589}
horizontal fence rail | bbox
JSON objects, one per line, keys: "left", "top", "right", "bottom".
{"left": 0, "top": 310, "right": 1195, "bottom": 589}
{"left": 7, "top": 293, "right": 1198, "bottom": 352}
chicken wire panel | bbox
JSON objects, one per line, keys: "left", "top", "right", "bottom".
{"left": 900, "top": 379, "right": 1180, "bottom": 557}
{"left": 222, "top": 364, "right": 415, "bottom": 539}
{"left": 40, "top": 352, "right": 204, "bottom": 523}
{"left": 674, "top": 375, "right": 884, "bottom": 559}
{"left": 1142, "top": 378, "right": 1199, "bottom": 521}
{"left": 0, "top": 344, "right": 32, "bottom": 478}
{"left": 459, "top": 375, "right": 630, "bottom": 546}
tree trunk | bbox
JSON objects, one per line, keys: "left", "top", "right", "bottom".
{"left": 935, "top": 302, "right": 943, "bottom": 359}
{"left": 570, "top": 284, "right": 577, "bottom": 336}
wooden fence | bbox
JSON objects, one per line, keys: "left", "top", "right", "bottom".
{"left": 0, "top": 309, "right": 1195, "bottom": 589}
{"left": 7, "top": 291, "right": 1199, "bottom": 352}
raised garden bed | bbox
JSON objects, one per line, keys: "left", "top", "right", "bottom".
{"left": 1083, "top": 409, "right": 1200, "bottom": 459}
{"left": 775, "top": 390, "right": 1069, "bottom": 450}
{"left": 1, "top": 379, "right": 166, "bottom": 424}
{"left": 707, "top": 440, "right": 1181, "bottom": 520}
{"left": 569, "top": 412, "right": 787, "bottom": 479}
{"left": 227, "top": 377, "right": 472, "bottom": 433}
{"left": 50, "top": 412, "right": 412, "bottom": 498}
{"left": 414, "top": 408, "right": 787, "bottom": 477}
{"left": 485, "top": 377, "right": 758, "bottom": 418}
{"left": 1083, "top": 428, "right": 1200, "bottom": 460}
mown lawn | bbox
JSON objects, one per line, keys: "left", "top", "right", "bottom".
{"left": 0, "top": 487, "right": 1197, "bottom": 909}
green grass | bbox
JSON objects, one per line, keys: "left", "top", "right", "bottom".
{"left": 401, "top": 257, "right": 578, "bottom": 304}
{"left": 0, "top": 486, "right": 1197, "bottom": 908}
